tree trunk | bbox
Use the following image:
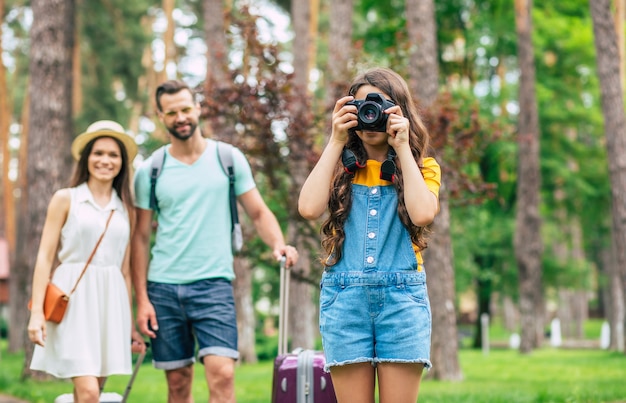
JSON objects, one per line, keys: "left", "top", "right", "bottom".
{"left": 160, "top": 0, "right": 176, "bottom": 85}
{"left": 553, "top": 177, "right": 589, "bottom": 341}
{"left": 0, "top": 0, "right": 14, "bottom": 250}
{"left": 324, "top": 0, "right": 353, "bottom": 110}
{"left": 407, "top": 0, "right": 462, "bottom": 380}
{"left": 513, "top": 0, "right": 544, "bottom": 354}
{"left": 604, "top": 246, "right": 625, "bottom": 351}
{"left": 422, "top": 188, "right": 462, "bottom": 380}
{"left": 557, "top": 289, "right": 588, "bottom": 339}
{"left": 0, "top": 0, "right": 8, "bottom": 361}
{"left": 472, "top": 255, "right": 493, "bottom": 349}
{"left": 233, "top": 256, "right": 257, "bottom": 363}
{"left": 590, "top": 0, "right": 626, "bottom": 354}
{"left": 406, "top": 0, "right": 439, "bottom": 106}
{"left": 614, "top": 0, "right": 625, "bottom": 89}
{"left": 286, "top": 0, "right": 318, "bottom": 351}
{"left": 17, "top": 89, "right": 30, "bottom": 209}
{"left": 72, "top": 1, "right": 82, "bottom": 116}
{"left": 13, "top": 0, "right": 74, "bottom": 377}
{"left": 502, "top": 295, "right": 519, "bottom": 333}
{"left": 204, "top": 0, "right": 228, "bottom": 92}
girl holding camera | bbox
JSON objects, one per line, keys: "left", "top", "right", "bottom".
{"left": 298, "top": 67, "right": 441, "bottom": 403}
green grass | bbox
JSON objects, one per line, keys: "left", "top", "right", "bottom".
{"left": 2, "top": 346, "right": 625, "bottom": 402}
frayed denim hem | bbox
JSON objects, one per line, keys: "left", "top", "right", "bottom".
{"left": 374, "top": 358, "right": 432, "bottom": 370}
{"left": 324, "top": 357, "right": 432, "bottom": 372}
{"left": 324, "top": 357, "right": 373, "bottom": 372}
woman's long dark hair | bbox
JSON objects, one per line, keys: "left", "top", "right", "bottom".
{"left": 69, "top": 136, "right": 134, "bottom": 222}
{"left": 321, "top": 67, "right": 433, "bottom": 266}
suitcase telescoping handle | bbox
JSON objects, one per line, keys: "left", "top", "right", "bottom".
{"left": 121, "top": 343, "right": 149, "bottom": 403}
{"left": 95, "top": 342, "right": 149, "bottom": 403}
{"left": 277, "top": 255, "right": 290, "bottom": 356}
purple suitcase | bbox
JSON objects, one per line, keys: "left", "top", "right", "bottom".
{"left": 271, "top": 258, "right": 337, "bottom": 403}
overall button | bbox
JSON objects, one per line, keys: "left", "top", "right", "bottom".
{"left": 369, "top": 209, "right": 377, "bottom": 216}
{"left": 368, "top": 232, "right": 376, "bottom": 239}
{"left": 366, "top": 256, "right": 374, "bottom": 264}
{"left": 371, "top": 188, "right": 378, "bottom": 194}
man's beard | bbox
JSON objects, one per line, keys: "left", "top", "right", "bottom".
{"left": 167, "top": 122, "right": 197, "bottom": 140}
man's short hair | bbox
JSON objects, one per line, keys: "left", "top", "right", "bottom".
{"left": 155, "top": 80, "right": 194, "bottom": 112}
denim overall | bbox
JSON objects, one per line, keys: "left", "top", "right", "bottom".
{"left": 319, "top": 182, "right": 432, "bottom": 370}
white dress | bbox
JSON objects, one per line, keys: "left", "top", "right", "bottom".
{"left": 31, "top": 183, "right": 132, "bottom": 378}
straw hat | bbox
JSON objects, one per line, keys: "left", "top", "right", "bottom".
{"left": 71, "top": 120, "right": 138, "bottom": 161}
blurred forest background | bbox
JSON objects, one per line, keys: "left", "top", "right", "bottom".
{"left": 1, "top": 0, "right": 626, "bottom": 382}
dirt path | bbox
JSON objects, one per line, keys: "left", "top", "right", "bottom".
{"left": 0, "top": 395, "right": 29, "bottom": 403}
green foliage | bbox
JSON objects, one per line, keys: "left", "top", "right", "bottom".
{"left": 429, "top": 1, "right": 609, "bottom": 302}
{"left": 0, "top": 314, "right": 7, "bottom": 339}
{"left": 436, "top": 0, "right": 518, "bottom": 91}
{"left": 3, "top": 3, "right": 31, "bottom": 119}
{"left": 353, "top": 0, "right": 406, "bottom": 57}
{"left": 76, "top": 0, "right": 156, "bottom": 129}
{"left": 530, "top": 2, "right": 607, "bottom": 294}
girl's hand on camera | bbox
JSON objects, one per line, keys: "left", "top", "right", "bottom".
{"left": 385, "top": 105, "right": 410, "bottom": 148}
{"left": 331, "top": 96, "right": 358, "bottom": 144}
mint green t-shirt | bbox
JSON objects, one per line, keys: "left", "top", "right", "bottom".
{"left": 133, "top": 139, "right": 256, "bottom": 283}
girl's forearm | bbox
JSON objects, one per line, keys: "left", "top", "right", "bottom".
{"left": 298, "top": 139, "right": 345, "bottom": 219}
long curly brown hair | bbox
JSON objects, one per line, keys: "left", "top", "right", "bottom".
{"left": 321, "top": 67, "right": 433, "bottom": 266}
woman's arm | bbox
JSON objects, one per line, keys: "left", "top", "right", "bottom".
{"left": 27, "top": 189, "right": 70, "bottom": 346}
{"left": 121, "top": 242, "right": 146, "bottom": 353}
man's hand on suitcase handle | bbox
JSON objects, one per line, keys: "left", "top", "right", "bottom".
{"left": 274, "top": 244, "right": 299, "bottom": 268}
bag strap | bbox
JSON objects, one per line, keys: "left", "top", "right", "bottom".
{"left": 216, "top": 141, "right": 243, "bottom": 252}
{"left": 68, "top": 210, "right": 115, "bottom": 296}
{"left": 149, "top": 146, "right": 167, "bottom": 213}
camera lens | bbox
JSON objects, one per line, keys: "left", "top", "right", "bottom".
{"left": 359, "top": 103, "right": 381, "bottom": 124}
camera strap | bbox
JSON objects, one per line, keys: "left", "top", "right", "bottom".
{"left": 341, "top": 148, "right": 366, "bottom": 174}
{"left": 380, "top": 148, "right": 397, "bottom": 182}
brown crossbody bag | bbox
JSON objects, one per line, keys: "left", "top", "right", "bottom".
{"left": 28, "top": 210, "right": 115, "bottom": 323}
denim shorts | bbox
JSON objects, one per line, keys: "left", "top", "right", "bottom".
{"left": 147, "top": 278, "right": 239, "bottom": 370}
{"left": 319, "top": 270, "right": 432, "bottom": 371}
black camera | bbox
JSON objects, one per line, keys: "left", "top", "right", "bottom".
{"left": 346, "top": 93, "right": 396, "bottom": 132}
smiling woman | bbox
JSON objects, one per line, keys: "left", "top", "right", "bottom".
{"left": 26, "top": 120, "right": 146, "bottom": 402}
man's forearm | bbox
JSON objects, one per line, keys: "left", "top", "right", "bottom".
{"left": 131, "top": 236, "right": 151, "bottom": 303}
{"left": 253, "top": 210, "right": 285, "bottom": 250}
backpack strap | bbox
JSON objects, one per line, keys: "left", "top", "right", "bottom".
{"left": 149, "top": 146, "right": 167, "bottom": 213}
{"left": 216, "top": 141, "right": 243, "bottom": 252}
